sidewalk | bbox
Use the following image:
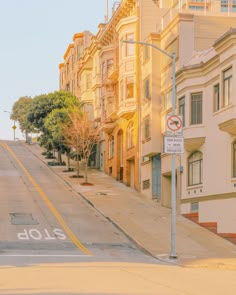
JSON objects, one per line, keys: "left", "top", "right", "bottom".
{"left": 26, "top": 142, "right": 236, "bottom": 269}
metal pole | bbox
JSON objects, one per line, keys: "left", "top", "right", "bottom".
{"left": 123, "top": 40, "right": 177, "bottom": 259}
{"left": 170, "top": 53, "right": 177, "bottom": 258}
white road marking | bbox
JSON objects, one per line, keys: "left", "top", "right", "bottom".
{"left": 17, "top": 228, "right": 67, "bottom": 240}
{"left": 0, "top": 254, "right": 92, "bottom": 257}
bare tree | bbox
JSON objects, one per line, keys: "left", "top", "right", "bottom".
{"left": 62, "top": 111, "right": 99, "bottom": 184}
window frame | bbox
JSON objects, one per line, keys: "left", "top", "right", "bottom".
{"left": 223, "top": 67, "right": 232, "bottom": 107}
{"left": 126, "top": 76, "right": 134, "bottom": 99}
{"left": 143, "top": 116, "right": 151, "bottom": 141}
{"left": 144, "top": 77, "right": 151, "bottom": 100}
{"left": 109, "top": 136, "right": 115, "bottom": 159}
{"left": 190, "top": 92, "right": 203, "bottom": 125}
{"left": 127, "top": 122, "right": 134, "bottom": 149}
{"left": 188, "top": 151, "right": 203, "bottom": 186}
{"left": 213, "top": 83, "right": 220, "bottom": 112}
{"left": 126, "top": 33, "right": 135, "bottom": 56}
{"left": 178, "top": 96, "right": 185, "bottom": 127}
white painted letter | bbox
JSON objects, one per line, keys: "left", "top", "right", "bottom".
{"left": 17, "top": 229, "right": 29, "bottom": 240}
{"left": 44, "top": 229, "right": 56, "bottom": 240}
{"left": 53, "top": 229, "right": 66, "bottom": 240}
{"left": 29, "top": 229, "right": 42, "bottom": 240}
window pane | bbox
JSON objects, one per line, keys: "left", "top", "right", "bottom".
{"left": 213, "top": 84, "right": 220, "bottom": 112}
{"left": 126, "top": 77, "right": 134, "bottom": 99}
{"left": 144, "top": 79, "right": 150, "bottom": 99}
{"left": 143, "top": 117, "right": 150, "bottom": 139}
{"left": 223, "top": 67, "right": 232, "bottom": 107}
{"left": 191, "top": 93, "right": 202, "bottom": 125}
{"left": 126, "top": 33, "right": 134, "bottom": 56}
{"left": 188, "top": 152, "right": 202, "bottom": 185}
{"left": 179, "top": 97, "right": 185, "bottom": 127}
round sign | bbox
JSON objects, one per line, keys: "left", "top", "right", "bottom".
{"left": 167, "top": 115, "right": 182, "bottom": 132}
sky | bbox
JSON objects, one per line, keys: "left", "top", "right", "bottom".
{"left": 0, "top": 0, "right": 115, "bottom": 140}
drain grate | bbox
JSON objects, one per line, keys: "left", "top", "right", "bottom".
{"left": 9, "top": 213, "right": 39, "bottom": 225}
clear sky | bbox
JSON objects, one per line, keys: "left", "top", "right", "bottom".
{"left": 0, "top": 0, "right": 115, "bottom": 140}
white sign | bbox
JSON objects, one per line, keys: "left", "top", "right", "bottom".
{"left": 164, "top": 136, "right": 184, "bottom": 154}
{"left": 166, "top": 115, "right": 183, "bottom": 136}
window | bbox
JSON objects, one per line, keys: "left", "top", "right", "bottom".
{"left": 86, "top": 73, "right": 92, "bottom": 89}
{"left": 233, "top": 141, "right": 236, "bottom": 178}
{"left": 191, "top": 93, "right": 202, "bottom": 125}
{"left": 223, "top": 67, "right": 232, "bottom": 107}
{"left": 77, "top": 44, "right": 83, "bottom": 60}
{"left": 102, "top": 62, "right": 106, "bottom": 80}
{"left": 188, "top": 151, "right": 203, "bottom": 186}
{"left": 213, "top": 84, "right": 220, "bottom": 112}
{"left": 143, "top": 116, "right": 151, "bottom": 140}
{"left": 120, "top": 79, "right": 124, "bottom": 102}
{"left": 127, "top": 122, "right": 134, "bottom": 148}
{"left": 144, "top": 78, "right": 150, "bottom": 99}
{"left": 107, "top": 59, "right": 114, "bottom": 76}
{"left": 178, "top": 96, "right": 185, "bottom": 127}
{"left": 221, "top": 0, "right": 236, "bottom": 12}
{"left": 109, "top": 136, "right": 114, "bottom": 159}
{"left": 144, "top": 45, "right": 150, "bottom": 62}
{"left": 126, "top": 77, "right": 134, "bottom": 99}
{"left": 126, "top": 33, "right": 134, "bottom": 56}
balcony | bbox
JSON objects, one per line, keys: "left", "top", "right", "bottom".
{"left": 105, "top": 99, "right": 117, "bottom": 121}
{"left": 107, "top": 63, "right": 119, "bottom": 81}
{"left": 117, "top": 99, "right": 136, "bottom": 120}
{"left": 100, "top": 119, "right": 116, "bottom": 134}
{"left": 183, "top": 125, "right": 206, "bottom": 152}
{"left": 184, "top": 137, "right": 205, "bottom": 152}
{"left": 218, "top": 119, "right": 236, "bottom": 135}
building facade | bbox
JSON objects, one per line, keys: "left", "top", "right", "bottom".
{"left": 59, "top": 0, "right": 236, "bottom": 234}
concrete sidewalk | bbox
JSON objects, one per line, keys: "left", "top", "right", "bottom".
{"left": 25, "top": 142, "right": 236, "bottom": 269}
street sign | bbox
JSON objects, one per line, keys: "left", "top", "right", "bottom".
{"left": 166, "top": 115, "right": 183, "bottom": 136}
{"left": 164, "top": 136, "right": 184, "bottom": 154}
{"left": 12, "top": 125, "right": 17, "bottom": 130}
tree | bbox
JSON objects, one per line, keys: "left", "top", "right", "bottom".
{"left": 62, "top": 111, "right": 100, "bottom": 184}
{"left": 11, "top": 96, "right": 34, "bottom": 139}
{"left": 27, "top": 91, "right": 80, "bottom": 159}
{"left": 27, "top": 91, "right": 79, "bottom": 131}
{"left": 44, "top": 108, "right": 74, "bottom": 170}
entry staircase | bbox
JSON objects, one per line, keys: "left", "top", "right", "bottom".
{"left": 183, "top": 212, "right": 236, "bottom": 246}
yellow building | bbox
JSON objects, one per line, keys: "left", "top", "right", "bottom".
{"left": 59, "top": 0, "right": 236, "bottom": 235}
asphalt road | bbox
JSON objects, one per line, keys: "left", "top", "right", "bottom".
{"left": 0, "top": 140, "right": 236, "bottom": 295}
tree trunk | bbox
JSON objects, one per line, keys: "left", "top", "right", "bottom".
{"left": 66, "top": 151, "right": 71, "bottom": 170}
{"left": 84, "top": 157, "right": 88, "bottom": 183}
{"left": 76, "top": 151, "right": 80, "bottom": 176}
{"left": 58, "top": 150, "right": 62, "bottom": 164}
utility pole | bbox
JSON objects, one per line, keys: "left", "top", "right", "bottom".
{"left": 123, "top": 40, "right": 178, "bottom": 259}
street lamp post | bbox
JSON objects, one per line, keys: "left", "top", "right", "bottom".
{"left": 4, "top": 110, "right": 16, "bottom": 141}
{"left": 123, "top": 40, "right": 177, "bottom": 259}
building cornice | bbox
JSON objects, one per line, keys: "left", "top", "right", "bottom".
{"left": 73, "top": 32, "right": 85, "bottom": 41}
{"left": 58, "top": 63, "right": 64, "bottom": 69}
{"left": 63, "top": 44, "right": 74, "bottom": 60}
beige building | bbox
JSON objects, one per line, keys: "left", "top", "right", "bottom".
{"left": 178, "top": 28, "right": 236, "bottom": 235}
{"left": 59, "top": 0, "right": 236, "bottom": 234}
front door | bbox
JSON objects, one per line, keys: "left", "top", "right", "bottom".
{"left": 152, "top": 154, "right": 161, "bottom": 198}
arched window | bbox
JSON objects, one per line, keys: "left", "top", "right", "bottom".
{"left": 109, "top": 136, "right": 114, "bottom": 159}
{"left": 233, "top": 141, "right": 236, "bottom": 178}
{"left": 127, "top": 122, "right": 134, "bottom": 149}
{"left": 188, "top": 151, "right": 203, "bottom": 186}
